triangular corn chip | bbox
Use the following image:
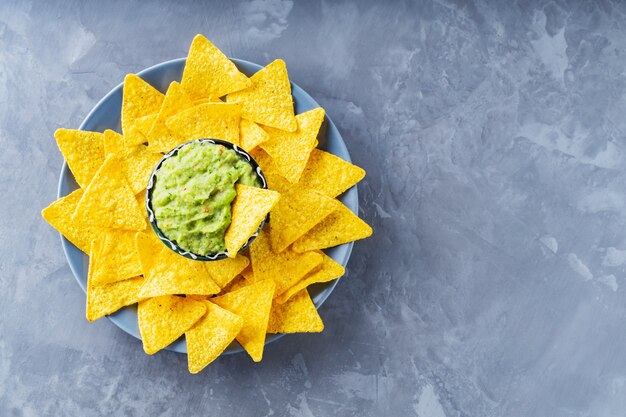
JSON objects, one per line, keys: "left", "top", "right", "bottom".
{"left": 165, "top": 103, "right": 241, "bottom": 146}
{"left": 104, "top": 130, "right": 162, "bottom": 194}
{"left": 135, "top": 232, "right": 220, "bottom": 297}
{"left": 224, "top": 184, "right": 280, "bottom": 256}
{"left": 185, "top": 301, "right": 243, "bottom": 373}
{"left": 138, "top": 295, "right": 207, "bottom": 354}
{"left": 226, "top": 59, "right": 297, "bottom": 131}
{"left": 260, "top": 108, "right": 325, "bottom": 183}
{"left": 41, "top": 189, "right": 94, "bottom": 254}
{"left": 72, "top": 155, "right": 146, "bottom": 230}
{"left": 239, "top": 119, "right": 269, "bottom": 152}
{"left": 86, "top": 240, "right": 145, "bottom": 321}
{"left": 147, "top": 81, "right": 195, "bottom": 153}
{"left": 212, "top": 279, "right": 275, "bottom": 362}
{"left": 181, "top": 35, "right": 251, "bottom": 100}
{"left": 293, "top": 203, "right": 372, "bottom": 252}
{"left": 249, "top": 230, "right": 323, "bottom": 295}
{"left": 91, "top": 229, "right": 143, "bottom": 285}
{"left": 54, "top": 129, "right": 104, "bottom": 188}
{"left": 125, "top": 113, "right": 158, "bottom": 146}
{"left": 275, "top": 253, "right": 344, "bottom": 304}
{"left": 267, "top": 290, "right": 323, "bottom": 333}
{"left": 249, "top": 148, "right": 292, "bottom": 193}
{"left": 269, "top": 187, "right": 340, "bottom": 253}
{"left": 298, "top": 149, "right": 365, "bottom": 197}
{"left": 121, "top": 74, "right": 164, "bottom": 138}
{"left": 203, "top": 255, "right": 250, "bottom": 288}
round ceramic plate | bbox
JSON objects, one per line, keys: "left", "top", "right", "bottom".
{"left": 57, "top": 58, "right": 358, "bottom": 355}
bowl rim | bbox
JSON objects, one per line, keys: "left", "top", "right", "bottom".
{"left": 146, "top": 138, "right": 269, "bottom": 261}
{"left": 57, "top": 56, "right": 358, "bottom": 355}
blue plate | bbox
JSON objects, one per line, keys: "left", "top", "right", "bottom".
{"left": 57, "top": 58, "right": 358, "bottom": 355}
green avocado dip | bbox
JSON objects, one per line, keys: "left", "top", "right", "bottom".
{"left": 151, "top": 141, "right": 261, "bottom": 255}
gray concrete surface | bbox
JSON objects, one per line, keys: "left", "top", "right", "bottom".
{"left": 3, "top": 0, "right": 626, "bottom": 416}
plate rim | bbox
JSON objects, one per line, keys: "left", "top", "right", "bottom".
{"left": 56, "top": 57, "right": 357, "bottom": 355}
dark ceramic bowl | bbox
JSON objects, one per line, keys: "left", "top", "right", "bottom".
{"left": 145, "top": 138, "right": 268, "bottom": 261}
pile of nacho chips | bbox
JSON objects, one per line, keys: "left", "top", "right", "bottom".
{"left": 42, "top": 34, "right": 372, "bottom": 373}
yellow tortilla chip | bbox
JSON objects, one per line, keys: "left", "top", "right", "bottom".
{"left": 181, "top": 34, "right": 251, "bottom": 100}
{"left": 240, "top": 265, "right": 254, "bottom": 282}
{"left": 186, "top": 301, "right": 243, "bottom": 373}
{"left": 226, "top": 59, "right": 297, "bottom": 131}
{"left": 165, "top": 103, "right": 241, "bottom": 146}
{"left": 260, "top": 108, "right": 325, "bottom": 183}
{"left": 224, "top": 184, "right": 280, "bottom": 256}
{"left": 136, "top": 232, "right": 220, "bottom": 297}
{"left": 249, "top": 148, "right": 292, "bottom": 193}
{"left": 239, "top": 119, "right": 269, "bottom": 152}
{"left": 125, "top": 113, "right": 158, "bottom": 147}
{"left": 220, "top": 275, "right": 250, "bottom": 294}
{"left": 299, "top": 149, "right": 366, "bottom": 197}
{"left": 72, "top": 155, "right": 146, "bottom": 230}
{"left": 86, "top": 240, "right": 145, "bottom": 321}
{"left": 267, "top": 290, "right": 323, "bottom": 333}
{"left": 203, "top": 255, "right": 250, "bottom": 288}
{"left": 121, "top": 74, "right": 164, "bottom": 138}
{"left": 90, "top": 229, "right": 143, "bottom": 285}
{"left": 54, "top": 129, "right": 104, "bottom": 188}
{"left": 275, "top": 253, "right": 345, "bottom": 304}
{"left": 138, "top": 295, "right": 207, "bottom": 354}
{"left": 193, "top": 97, "right": 222, "bottom": 105}
{"left": 269, "top": 187, "right": 341, "bottom": 253}
{"left": 249, "top": 230, "right": 323, "bottom": 295}
{"left": 41, "top": 189, "right": 94, "bottom": 254}
{"left": 147, "top": 81, "right": 195, "bottom": 153}
{"left": 104, "top": 129, "right": 162, "bottom": 194}
{"left": 212, "top": 279, "right": 275, "bottom": 362}
{"left": 293, "top": 203, "right": 373, "bottom": 252}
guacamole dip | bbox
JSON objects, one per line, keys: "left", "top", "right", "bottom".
{"left": 151, "top": 141, "right": 261, "bottom": 255}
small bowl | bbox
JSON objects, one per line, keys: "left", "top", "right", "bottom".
{"left": 145, "top": 138, "right": 268, "bottom": 261}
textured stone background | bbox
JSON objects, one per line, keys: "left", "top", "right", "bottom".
{"left": 3, "top": 0, "right": 626, "bottom": 416}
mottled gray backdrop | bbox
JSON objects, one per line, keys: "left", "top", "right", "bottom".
{"left": 2, "top": 0, "right": 626, "bottom": 416}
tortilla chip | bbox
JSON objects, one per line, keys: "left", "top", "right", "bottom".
{"left": 121, "top": 74, "right": 164, "bottom": 138}
{"left": 249, "top": 229, "right": 323, "bottom": 295}
{"left": 298, "top": 149, "right": 365, "bottom": 197}
{"left": 136, "top": 232, "right": 220, "bottom": 297}
{"left": 260, "top": 108, "right": 325, "bottom": 183}
{"left": 41, "top": 189, "right": 94, "bottom": 254}
{"left": 86, "top": 240, "right": 145, "bottom": 321}
{"left": 219, "top": 275, "right": 249, "bottom": 294}
{"left": 185, "top": 301, "right": 243, "bottom": 373}
{"left": 165, "top": 103, "right": 241, "bottom": 146}
{"left": 293, "top": 203, "right": 372, "bottom": 252}
{"left": 239, "top": 119, "right": 269, "bottom": 152}
{"left": 275, "top": 253, "right": 344, "bottom": 304}
{"left": 226, "top": 59, "right": 297, "bottom": 131}
{"left": 90, "top": 229, "right": 143, "bottom": 285}
{"left": 249, "top": 148, "right": 292, "bottom": 193}
{"left": 147, "top": 81, "right": 195, "bottom": 153}
{"left": 267, "top": 290, "right": 323, "bottom": 333}
{"left": 104, "top": 129, "right": 162, "bottom": 194}
{"left": 138, "top": 295, "right": 207, "bottom": 354}
{"left": 203, "top": 255, "right": 250, "bottom": 288}
{"left": 224, "top": 184, "right": 280, "bottom": 256}
{"left": 72, "top": 155, "right": 146, "bottom": 230}
{"left": 181, "top": 34, "right": 251, "bottom": 100}
{"left": 193, "top": 98, "right": 221, "bottom": 106}
{"left": 269, "top": 187, "right": 341, "bottom": 253}
{"left": 125, "top": 113, "right": 158, "bottom": 147}
{"left": 240, "top": 265, "right": 254, "bottom": 282}
{"left": 212, "top": 279, "right": 275, "bottom": 362}
{"left": 54, "top": 129, "right": 104, "bottom": 188}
